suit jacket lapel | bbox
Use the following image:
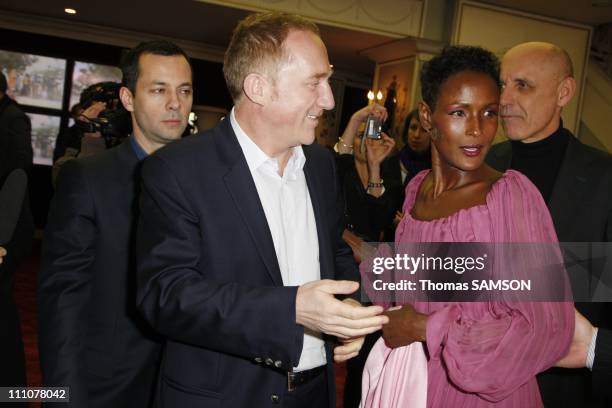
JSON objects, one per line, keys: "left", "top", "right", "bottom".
{"left": 303, "top": 146, "right": 333, "bottom": 280}
{"left": 117, "top": 138, "right": 140, "bottom": 168}
{"left": 217, "top": 120, "right": 284, "bottom": 286}
{"left": 116, "top": 139, "right": 143, "bottom": 216}
{"left": 548, "top": 134, "right": 590, "bottom": 239}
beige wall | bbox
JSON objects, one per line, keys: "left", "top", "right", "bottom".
{"left": 581, "top": 62, "right": 612, "bottom": 153}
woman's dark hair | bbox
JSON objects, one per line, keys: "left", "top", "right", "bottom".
{"left": 420, "top": 45, "right": 500, "bottom": 110}
{"left": 402, "top": 109, "right": 419, "bottom": 144}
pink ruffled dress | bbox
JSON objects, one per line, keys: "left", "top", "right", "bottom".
{"left": 361, "top": 170, "right": 574, "bottom": 408}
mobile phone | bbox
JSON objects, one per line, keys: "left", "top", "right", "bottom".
{"left": 363, "top": 115, "right": 382, "bottom": 139}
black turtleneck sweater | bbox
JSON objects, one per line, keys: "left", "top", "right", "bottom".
{"left": 510, "top": 124, "right": 570, "bottom": 203}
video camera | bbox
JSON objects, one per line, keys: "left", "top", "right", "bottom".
{"left": 76, "top": 81, "right": 132, "bottom": 148}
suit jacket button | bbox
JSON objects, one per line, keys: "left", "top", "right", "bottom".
{"left": 271, "top": 394, "right": 280, "bottom": 404}
{"left": 254, "top": 357, "right": 263, "bottom": 363}
{"left": 265, "top": 358, "right": 273, "bottom": 365}
{"left": 274, "top": 360, "right": 282, "bottom": 368}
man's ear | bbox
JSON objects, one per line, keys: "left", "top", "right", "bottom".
{"left": 418, "top": 101, "right": 433, "bottom": 133}
{"left": 557, "top": 76, "right": 576, "bottom": 108}
{"left": 119, "top": 87, "right": 134, "bottom": 113}
{"left": 242, "top": 73, "right": 269, "bottom": 106}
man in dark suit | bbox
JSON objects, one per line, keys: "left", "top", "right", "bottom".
{"left": 136, "top": 12, "right": 388, "bottom": 408}
{"left": 0, "top": 72, "right": 33, "bottom": 391}
{"left": 486, "top": 41, "right": 612, "bottom": 407}
{"left": 38, "top": 40, "right": 193, "bottom": 407}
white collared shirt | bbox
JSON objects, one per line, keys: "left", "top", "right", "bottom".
{"left": 230, "top": 108, "right": 326, "bottom": 371}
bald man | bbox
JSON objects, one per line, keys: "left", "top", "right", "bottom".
{"left": 487, "top": 41, "right": 612, "bottom": 407}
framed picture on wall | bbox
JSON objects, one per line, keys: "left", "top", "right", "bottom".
{"left": 0, "top": 50, "right": 66, "bottom": 110}
{"left": 373, "top": 57, "right": 416, "bottom": 147}
{"left": 27, "top": 113, "right": 61, "bottom": 166}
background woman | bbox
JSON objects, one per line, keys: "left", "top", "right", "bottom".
{"left": 336, "top": 105, "right": 404, "bottom": 245}
{"left": 399, "top": 109, "right": 431, "bottom": 186}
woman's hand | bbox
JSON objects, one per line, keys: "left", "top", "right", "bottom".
{"left": 79, "top": 101, "right": 107, "bottom": 122}
{"left": 366, "top": 133, "right": 395, "bottom": 167}
{"left": 393, "top": 211, "right": 404, "bottom": 226}
{"left": 383, "top": 304, "right": 428, "bottom": 348}
{"left": 337, "top": 104, "right": 387, "bottom": 154}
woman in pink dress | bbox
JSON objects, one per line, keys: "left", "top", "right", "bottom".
{"left": 360, "top": 46, "right": 574, "bottom": 407}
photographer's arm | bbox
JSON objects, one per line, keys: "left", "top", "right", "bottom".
{"left": 76, "top": 101, "right": 107, "bottom": 158}
{"left": 79, "top": 136, "right": 106, "bottom": 157}
{"left": 365, "top": 133, "right": 395, "bottom": 198}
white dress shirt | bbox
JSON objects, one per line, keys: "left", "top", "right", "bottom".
{"left": 587, "top": 327, "right": 598, "bottom": 370}
{"left": 230, "top": 109, "right": 326, "bottom": 371}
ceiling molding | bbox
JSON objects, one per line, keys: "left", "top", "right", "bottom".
{"left": 197, "top": 0, "right": 422, "bottom": 38}
{"left": 0, "top": 9, "right": 226, "bottom": 62}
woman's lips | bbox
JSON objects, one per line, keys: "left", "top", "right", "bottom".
{"left": 460, "top": 145, "right": 482, "bottom": 157}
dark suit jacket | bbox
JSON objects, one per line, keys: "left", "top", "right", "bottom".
{"left": 0, "top": 94, "right": 32, "bottom": 388}
{"left": 39, "top": 140, "right": 161, "bottom": 407}
{"left": 486, "top": 131, "right": 612, "bottom": 243}
{"left": 0, "top": 95, "right": 32, "bottom": 179}
{"left": 593, "top": 328, "right": 612, "bottom": 400}
{"left": 137, "top": 119, "right": 357, "bottom": 408}
{"left": 487, "top": 129, "right": 612, "bottom": 406}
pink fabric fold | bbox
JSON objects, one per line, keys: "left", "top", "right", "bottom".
{"left": 360, "top": 170, "right": 574, "bottom": 407}
{"left": 360, "top": 338, "right": 428, "bottom": 408}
